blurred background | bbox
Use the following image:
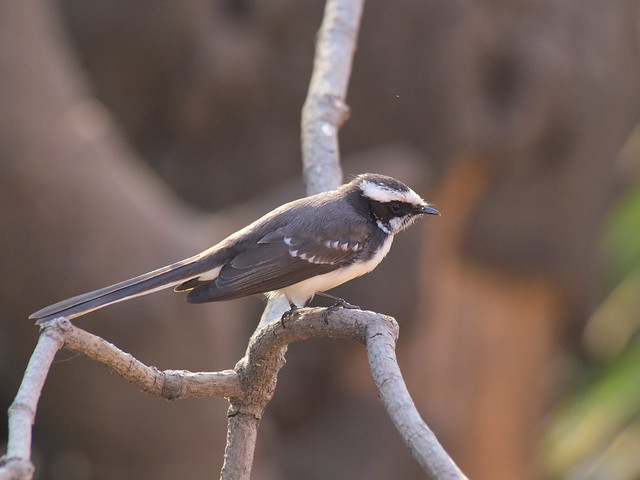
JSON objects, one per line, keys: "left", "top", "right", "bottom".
{"left": 2, "top": 1, "right": 640, "bottom": 479}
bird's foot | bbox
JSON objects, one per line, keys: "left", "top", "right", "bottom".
{"left": 280, "top": 302, "right": 300, "bottom": 328}
{"left": 316, "top": 292, "right": 360, "bottom": 324}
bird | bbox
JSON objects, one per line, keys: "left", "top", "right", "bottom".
{"left": 29, "top": 173, "right": 439, "bottom": 325}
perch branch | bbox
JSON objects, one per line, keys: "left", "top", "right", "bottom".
{"left": 2, "top": 310, "right": 466, "bottom": 480}
{"left": 223, "top": 308, "right": 468, "bottom": 480}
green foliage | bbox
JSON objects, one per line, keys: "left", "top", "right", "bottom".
{"left": 541, "top": 178, "right": 640, "bottom": 480}
{"left": 602, "top": 185, "right": 640, "bottom": 293}
{"left": 542, "top": 342, "right": 640, "bottom": 479}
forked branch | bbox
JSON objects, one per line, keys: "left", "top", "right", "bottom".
{"left": 3, "top": 309, "right": 466, "bottom": 480}
{"left": 236, "top": 308, "right": 467, "bottom": 479}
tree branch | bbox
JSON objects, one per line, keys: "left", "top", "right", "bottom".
{"left": 224, "top": 308, "right": 468, "bottom": 479}
{"left": 60, "top": 318, "right": 242, "bottom": 399}
{"left": 301, "top": 0, "right": 364, "bottom": 194}
{"left": 3, "top": 308, "right": 467, "bottom": 480}
{"left": 366, "top": 319, "right": 468, "bottom": 479}
{"left": 1, "top": 318, "right": 241, "bottom": 480}
{"left": 2, "top": 328, "right": 63, "bottom": 480}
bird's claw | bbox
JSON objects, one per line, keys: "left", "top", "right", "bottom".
{"left": 320, "top": 294, "right": 361, "bottom": 324}
{"left": 280, "top": 303, "right": 300, "bottom": 328}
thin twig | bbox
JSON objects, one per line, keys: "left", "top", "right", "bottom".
{"left": 59, "top": 318, "right": 242, "bottom": 399}
{"left": 2, "top": 328, "right": 64, "bottom": 480}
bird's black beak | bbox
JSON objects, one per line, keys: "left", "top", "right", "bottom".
{"left": 418, "top": 204, "right": 440, "bottom": 216}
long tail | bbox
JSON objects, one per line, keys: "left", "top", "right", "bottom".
{"left": 29, "top": 254, "right": 217, "bottom": 325}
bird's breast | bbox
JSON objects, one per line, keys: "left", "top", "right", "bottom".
{"left": 274, "top": 234, "right": 395, "bottom": 306}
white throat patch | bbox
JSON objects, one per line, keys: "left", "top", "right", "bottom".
{"left": 377, "top": 216, "right": 416, "bottom": 235}
{"left": 359, "top": 180, "right": 424, "bottom": 206}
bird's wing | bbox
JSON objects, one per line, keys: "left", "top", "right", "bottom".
{"left": 184, "top": 229, "right": 368, "bottom": 303}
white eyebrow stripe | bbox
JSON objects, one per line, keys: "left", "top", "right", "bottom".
{"left": 359, "top": 180, "right": 424, "bottom": 205}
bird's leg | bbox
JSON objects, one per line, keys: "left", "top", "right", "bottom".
{"left": 316, "top": 291, "right": 360, "bottom": 310}
{"left": 316, "top": 291, "right": 360, "bottom": 324}
{"left": 280, "top": 300, "right": 300, "bottom": 328}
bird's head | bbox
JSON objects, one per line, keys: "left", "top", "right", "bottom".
{"left": 354, "top": 173, "right": 439, "bottom": 234}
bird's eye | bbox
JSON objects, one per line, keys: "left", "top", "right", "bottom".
{"left": 390, "top": 202, "right": 401, "bottom": 214}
